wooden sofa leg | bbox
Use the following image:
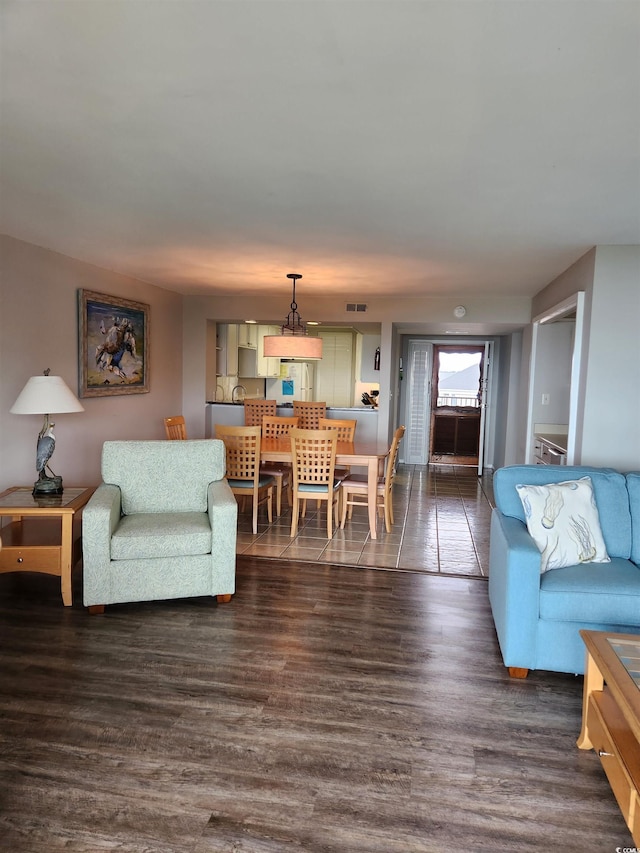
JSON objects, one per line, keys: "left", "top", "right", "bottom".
{"left": 216, "top": 594, "right": 232, "bottom": 603}
{"left": 508, "top": 667, "right": 529, "bottom": 678}
{"left": 88, "top": 605, "right": 105, "bottom": 615}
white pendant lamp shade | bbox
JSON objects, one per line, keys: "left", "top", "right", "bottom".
{"left": 11, "top": 374, "right": 85, "bottom": 415}
{"left": 263, "top": 273, "right": 323, "bottom": 360}
{"left": 263, "top": 333, "right": 323, "bottom": 359}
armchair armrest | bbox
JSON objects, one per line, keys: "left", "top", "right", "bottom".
{"left": 488, "top": 509, "right": 542, "bottom": 670}
{"left": 207, "top": 479, "right": 238, "bottom": 592}
{"left": 82, "top": 484, "right": 122, "bottom": 606}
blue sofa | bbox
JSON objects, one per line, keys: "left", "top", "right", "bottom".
{"left": 488, "top": 465, "right": 640, "bottom": 677}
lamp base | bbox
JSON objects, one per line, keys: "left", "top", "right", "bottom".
{"left": 33, "top": 475, "right": 63, "bottom": 496}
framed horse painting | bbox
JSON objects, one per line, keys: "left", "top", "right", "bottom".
{"left": 78, "top": 289, "right": 149, "bottom": 397}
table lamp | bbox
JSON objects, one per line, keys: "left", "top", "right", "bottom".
{"left": 10, "top": 369, "right": 85, "bottom": 495}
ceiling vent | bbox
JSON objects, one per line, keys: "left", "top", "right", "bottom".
{"left": 345, "top": 303, "right": 367, "bottom": 313}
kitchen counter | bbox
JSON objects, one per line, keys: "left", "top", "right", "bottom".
{"left": 206, "top": 402, "right": 378, "bottom": 411}
{"left": 534, "top": 432, "right": 568, "bottom": 454}
{"left": 206, "top": 402, "right": 378, "bottom": 441}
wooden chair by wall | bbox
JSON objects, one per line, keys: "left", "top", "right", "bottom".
{"left": 259, "top": 415, "right": 300, "bottom": 515}
{"left": 340, "top": 425, "right": 406, "bottom": 534}
{"left": 289, "top": 428, "right": 340, "bottom": 539}
{"left": 244, "top": 399, "right": 277, "bottom": 426}
{"left": 215, "top": 424, "right": 274, "bottom": 535}
{"left": 164, "top": 416, "right": 187, "bottom": 440}
{"left": 293, "top": 400, "right": 326, "bottom": 430}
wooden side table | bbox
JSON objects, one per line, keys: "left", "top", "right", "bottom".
{"left": 0, "top": 486, "right": 95, "bottom": 606}
{"left": 577, "top": 629, "right": 640, "bottom": 844}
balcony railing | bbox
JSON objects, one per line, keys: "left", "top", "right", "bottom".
{"left": 436, "top": 395, "right": 479, "bottom": 408}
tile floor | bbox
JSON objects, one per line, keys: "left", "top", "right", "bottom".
{"left": 236, "top": 464, "right": 495, "bottom": 578}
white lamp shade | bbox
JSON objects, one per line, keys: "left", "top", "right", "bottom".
{"left": 263, "top": 335, "right": 323, "bottom": 360}
{"left": 10, "top": 375, "right": 85, "bottom": 415}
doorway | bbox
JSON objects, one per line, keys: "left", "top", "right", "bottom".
{"left": 402, "top": 339, "right": 492, "bottom": 471}
{"left": 429, "top": 345, "right": 485, "bottom": 466}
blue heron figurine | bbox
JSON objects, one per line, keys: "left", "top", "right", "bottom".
{"left": 36, "top": 419, "right": 60, "bottom": 490}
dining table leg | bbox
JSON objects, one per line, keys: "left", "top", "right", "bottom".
{"left": 367, "top": 455, "right": 378, "bottom": 539}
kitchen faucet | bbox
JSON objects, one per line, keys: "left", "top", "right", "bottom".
{"left": 232, "top": 384, "right": 247, "bottom": 403}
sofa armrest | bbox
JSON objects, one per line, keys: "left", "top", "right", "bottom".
{"left": 82, "top": 484, "right": 122, "bottom": 606}
{"left": 488, "top": 508, "right": 542, "bottom": 670}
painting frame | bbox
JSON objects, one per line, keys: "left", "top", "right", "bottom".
{"left": 78, "top": 289, "right": 150, "bottom": 397}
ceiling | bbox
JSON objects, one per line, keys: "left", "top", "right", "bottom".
{"left": 2, "top": 1, "right": 639, "bottom": 304}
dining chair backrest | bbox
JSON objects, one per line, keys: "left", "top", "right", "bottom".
{"left": 289, "top": 427, "right": 340, "bottom": 539}
{"left": 289, "top": 428, "right": 338, "bottom": 489}
{"left": 164, "top": 415, "right": 187, "bottom": 440}
{"left": 244, "top": 399, "right": 277, "bottom": 426}
{"left": 384, "top": 425, "right": 406, "bottom": 492}
{"left": 292, "top": 400, "right": 327, "bottom": 430}
{"left": 318, "top": 416, "right": 357, "bottom": 442}
{"left": 215, "top": 424, "right": 274, "bottom": 535}
{"left": 215, "top": 424, "right": 262, "bottom": 481}
{"left": 262, "top": 415, "right": 300, "bottom": 437}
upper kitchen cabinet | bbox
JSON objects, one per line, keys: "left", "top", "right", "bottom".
{"left": 238, "top": 323, "right": 258, "bottom": 349}
{"left": 238, "top": 325, "right": 280, "bottom": 378}
{"left": 215, "top": 323, "right": 238, "bottom": 376}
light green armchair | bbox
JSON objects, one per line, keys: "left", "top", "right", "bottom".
{"left": 82, "top": 440, "right": 237, "bottom": 612}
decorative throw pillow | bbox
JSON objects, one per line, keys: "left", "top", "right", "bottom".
{"left": 515, "top": 477, "right": 610, "bottom": 573}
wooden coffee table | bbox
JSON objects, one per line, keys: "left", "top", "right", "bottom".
{"left": 577, "top": 629, "right": 640, "bottom": 844}
{"left": 0, "top": 486, "right": 95, "bottom": 606}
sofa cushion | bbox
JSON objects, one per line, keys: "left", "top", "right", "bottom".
{"left": 494, "top": 465, "right": 631, "bottom": 559}
{"left": 516, "top": 477, "right": 610, "bottom": 572}
{"left": 539, "top": 557, "right": 640, "bottom": 625}
{"left": 102, "top": 440, "right": 226, "bottom": 514}
{"left": 111, "top": 512, "right": 212, "bottom": 560}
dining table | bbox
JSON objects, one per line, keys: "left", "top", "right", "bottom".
{"left": 260, "top": 435, "right": 390, "bottom": 539}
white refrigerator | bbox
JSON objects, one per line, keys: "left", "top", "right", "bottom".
{"left": 266, "top": 362, "right": 315, "bottom": 404}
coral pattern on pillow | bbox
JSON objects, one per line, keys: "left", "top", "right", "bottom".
{"left": 515, "top": 476, "right": 610, "bottom": 573}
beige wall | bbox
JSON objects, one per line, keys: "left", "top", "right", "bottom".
{"left": 0, "top": 236, "right": 184, "bottom": 491}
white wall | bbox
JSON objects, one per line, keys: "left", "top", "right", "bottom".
{"left": 0, "top": 236, "right": 184, "bottom": 491}
{"left": 580, "top": 246, "right": 640, "bottom": 469}
{"left": 530, "top": 321, "right": 574, "bottom": 427}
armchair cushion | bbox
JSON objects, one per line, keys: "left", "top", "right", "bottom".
{"left": 110, "top": 512, "right": 213, "bottom": 560}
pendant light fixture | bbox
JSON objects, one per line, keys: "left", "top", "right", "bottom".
{"left": 263, "top": 273, "right": 323, "bottom": 360}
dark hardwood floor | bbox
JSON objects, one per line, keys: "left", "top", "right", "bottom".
{"left": 0, "top": 556, "right": 633, "bottom": 852}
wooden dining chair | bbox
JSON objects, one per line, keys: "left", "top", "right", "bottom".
{"left": 260, "top": 415, "right": 300, "bottom": 515}
{"left": 244, "top": 399, "right": 277, "bottom": 426}
{"left": 293, "top": 400, "right": 327, "bottom": 430}
{"left": 289, "top": 428, "right": 340, "bottom": 539}
{"left": 215, "top": 424, "right": 274, "bottom": 535}
{"left": 340, "top": 425, "right": 406, "bottom": 534}
{"left": 318, "top": 416, "right": 357, "bottom": 481}
{"left": 164, "top": 415, "right": 187, "bottom": 440}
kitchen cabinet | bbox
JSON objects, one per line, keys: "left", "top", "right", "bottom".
{"left": 238, "top": 323, "right": 258, "bottom": 349}
{"left": 238, "top": 326, "right": 280, "bottom": 378}
{"left": 216, "top": 323, "right": 238, "bottom": 376}
{"left": 533, "top": 432, "right": 568, "bottom": 465}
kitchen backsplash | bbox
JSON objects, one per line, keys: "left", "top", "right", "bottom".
{"left": 214, "top": 375, "right": 265, "bottom": 402}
